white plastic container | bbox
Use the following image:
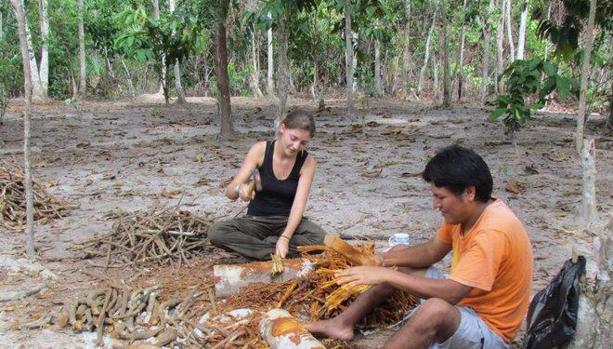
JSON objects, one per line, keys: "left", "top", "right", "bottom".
{"left": 388, "top": 233, "right": 410, "bottom": 249}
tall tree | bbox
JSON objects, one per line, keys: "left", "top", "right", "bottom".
{"left": 150, "top": 0, "right": 168, "bottom": 97}
{"left": 344, "top": 0, "right": 353, "bottom": 116}
{"left": 10, "top": 0, "right": 35, "bottom": 258}
{"left": 417, "top": 6, "right": 437, "bottom": 96}
{"left": 21, "top": 0, "right": 46, "bottom": 99}
{"left": 374, "top": 38, "right": 382, "bottom": 96}
{"left": 479, "top": 0, "right": 495, "bottom": 103}
{"left": 575, "top": 0, "right": 597, "bottom": 155}
{"left": 516, "top": 0, "right": 529, "bottom": 60}
{"left": 266, "top": 12, "right": 274, "bottom": 96}
{"left": 455, "top": 0, "right": 467, "bottom": 101}
{"left": 215, "top": 14, "right": 233, "bottom": 138}
{"left": 441, "top": 0, "right": 450, "bottom": 107}
{"left": 39, "top": 0, "right": 49, "bottom": 97}
{"left": 168, "top": 0, "right": 187, "bottom": 103}
{"left": 495, "top": 0, "right": 505, "bottom": 93}
{"left": 275, "top": 11, "right": 289, "bottom": 129}
{"left": 401, "top": 0, "right": 411, "bottom": 96}
{"left": 78, "top": 0, "right": 86, "bottom": 95}
{"left": 504, "top": 0, "right": 515, "bottom": 61}
{"left": 249, "top": 24, "right": 263, "bottom": 97}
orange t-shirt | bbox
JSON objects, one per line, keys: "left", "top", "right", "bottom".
{"left": 437, "top": 199, "right": 533, "bottom": 343}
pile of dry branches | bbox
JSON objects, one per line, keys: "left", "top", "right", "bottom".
{"left": 0, "top": 160, "right": 69, "bottom": 231}
{"left": 75, "top": 207, "right": 215, "bottom": 267}
{"left": 53, "top": 285, "right": 209, "bottom": 347}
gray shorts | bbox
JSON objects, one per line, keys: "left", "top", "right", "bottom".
{"left": 423, "top": 267, "right": 509, "bottom": 349}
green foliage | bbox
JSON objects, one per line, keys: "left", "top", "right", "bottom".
{"left": 0, "top": 33, "right": 23, "bottom": 97}
{"left": 490, "top": 59, "right": 579, "bottom": 135}
{"left": 114, "top": 4, "right": 202, "bottom": 102}
{"left": 534, "top": 0, "right": 613, "bottom": 59}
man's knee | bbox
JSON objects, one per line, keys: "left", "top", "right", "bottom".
{"left": 371, "top": 282, "right": 395, "bottom": 298}
{"left": 419, "top": 298, "right": 455, "bottom": 319}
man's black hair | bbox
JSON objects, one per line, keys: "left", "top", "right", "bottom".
{"left": 422, "top": 144, "right": 493, "bottom": 202}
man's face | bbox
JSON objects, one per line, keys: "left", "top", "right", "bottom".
{"left": 430, "top": 184, "right": 470, "bottom": 225}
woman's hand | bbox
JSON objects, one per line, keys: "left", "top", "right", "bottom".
{"left": 335, "top": 266, "right": 389, "bottom": 287}
{"left": 275, "top": 236, "right": 290, "bottom": 258}
{"left": 238, "top": 183, "right": 256, "bottom": 201}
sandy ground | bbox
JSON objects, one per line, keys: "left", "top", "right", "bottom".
{"left": 0, "top": 95, "right": 612, "bottom": 348}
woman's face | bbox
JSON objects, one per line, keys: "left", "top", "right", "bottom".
{"left": 278, "top": 124, "right": 311, "bottom": 157}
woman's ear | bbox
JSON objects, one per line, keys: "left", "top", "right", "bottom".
{"left": 278, "top": 123, "right": 287, "bottom": 134}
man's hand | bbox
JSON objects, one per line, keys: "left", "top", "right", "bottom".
{"left": 275, "top": 236, "right": 290, "bottom": 258}
{"left": 335, "top": 266, "right": 391, "bottom": 287}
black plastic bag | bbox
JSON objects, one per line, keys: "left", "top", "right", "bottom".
{"left": 524, "top": 256, "right": 586, "bottom": 349}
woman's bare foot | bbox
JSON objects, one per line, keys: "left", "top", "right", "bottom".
{"left": 306, "top": 317, "right": 354, "bottom": 341}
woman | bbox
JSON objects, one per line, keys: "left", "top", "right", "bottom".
{"left": 209, "top": 110, "right": 326, "bottom": 260}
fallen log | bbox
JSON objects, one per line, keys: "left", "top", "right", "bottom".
{"left": 213, "top": 259, "right": 307, "bottom": 298}
{"left": 259, "top": 309, "right": 324, "bottom": 349}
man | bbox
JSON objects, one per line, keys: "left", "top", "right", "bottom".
{"left": 308, "top": 145, "right": 533, "bottom": 349}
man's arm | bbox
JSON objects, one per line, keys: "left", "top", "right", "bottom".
{"left": 338, "top": 267, "right": 472, "bottom": 305}
{"left": 380, "top": 237, "right": 451, "bottom": 268}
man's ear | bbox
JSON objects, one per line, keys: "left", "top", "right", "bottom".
{"left": 464, "top": 185, "right": 477, "bottom": 201}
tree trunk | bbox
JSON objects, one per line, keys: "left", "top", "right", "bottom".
{"left": 77, "top": 0, "right": 86, "bottom": 96}
{"left": 455, "top": 0, "right": 467, "bottom": 101}
{"left": 10, "top": 0, "right": 36, "bottom": 259}
{"left": 215, "top": 21, "right": 233, "bottom": 138}
{"left": 344, "top": 0, "right": 354, "bottom": 117}
{"left": 250, "top": 26, "right": 263, "bottom": 97}
{"left": 374, "top": 39, "right": 382, "bottom": 96}
{"left": 575, "top": 0, "right": 596, "bottom": 154}
{"left": 38, "top": 0, "right": 49, "bottom": 97}
{"left": 275, "top": 13, "right": 289, "bottom": 131}
{"left": 121, "top": 59, "right": 136, "bottom": 96}
{"left": 22, "top": 0, "right": 43, "bottom": 99}
{"left": 151, "top": 0, "right": 166, "bottom": 98}
{"left": 401, "top": 0, "right": 411, "bottom": 95}
{"left": 495, "top": 0, "right": 505, "bottom": 93}
{"left": 266, "top": 12, "right": 274, "bottom": 97}
{"left": 607, "top": 81, "right": 613, "bottom": 131}
{"left": 432, "top": 49, "right": 439, "bottom": 103}
{"left": 168, "top": 0, "right": 186, "bottom": 104}
{"left": 441, "top": 0, "right": 450, "bottom": 108}
{"left": 564, "top": 217, "right": 612, "bottom": 349}
{"left": 504, "top": 0, "right": 515, "bottom": 62}
{"left": 516, "top": 0, "right": 529, "bottom": 60}
{"left": 418, "top": 9, "right": 437, "bottom": 96}
{"left": 480, "top": 0, "right": 495, "bottom": 104}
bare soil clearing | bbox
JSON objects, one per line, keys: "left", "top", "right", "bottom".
{"left": 1, "top": 96, "right": 612, "bottom": 348}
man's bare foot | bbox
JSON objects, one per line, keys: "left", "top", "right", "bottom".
{"left": 306, "top": 318, "right": 354, "bottom": 341}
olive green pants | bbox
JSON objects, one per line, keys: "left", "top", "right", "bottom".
{"left": 208, "top": 215, "right": 326, "bottom": 260}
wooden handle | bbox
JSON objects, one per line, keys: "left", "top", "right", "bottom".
{"left": 244, "top": 181, "right": 256, "bottom": 196}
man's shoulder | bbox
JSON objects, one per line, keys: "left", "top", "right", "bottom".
{"left": 481, "top": 199, "right": 525, "bottom": 232}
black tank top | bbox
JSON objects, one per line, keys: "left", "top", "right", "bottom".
{"left": 247, "top": 140, "right": 309, "bottom": 216}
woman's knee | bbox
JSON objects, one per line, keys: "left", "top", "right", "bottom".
{"left": 208, "top": 220, "right": 231, "bottom": 245}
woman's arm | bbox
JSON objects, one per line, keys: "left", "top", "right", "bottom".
{"left": 224, "top": 142, "right": 265, "bottom": 201}
{"left": 276, "top": 156, "right": 317, "bottom": 256}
